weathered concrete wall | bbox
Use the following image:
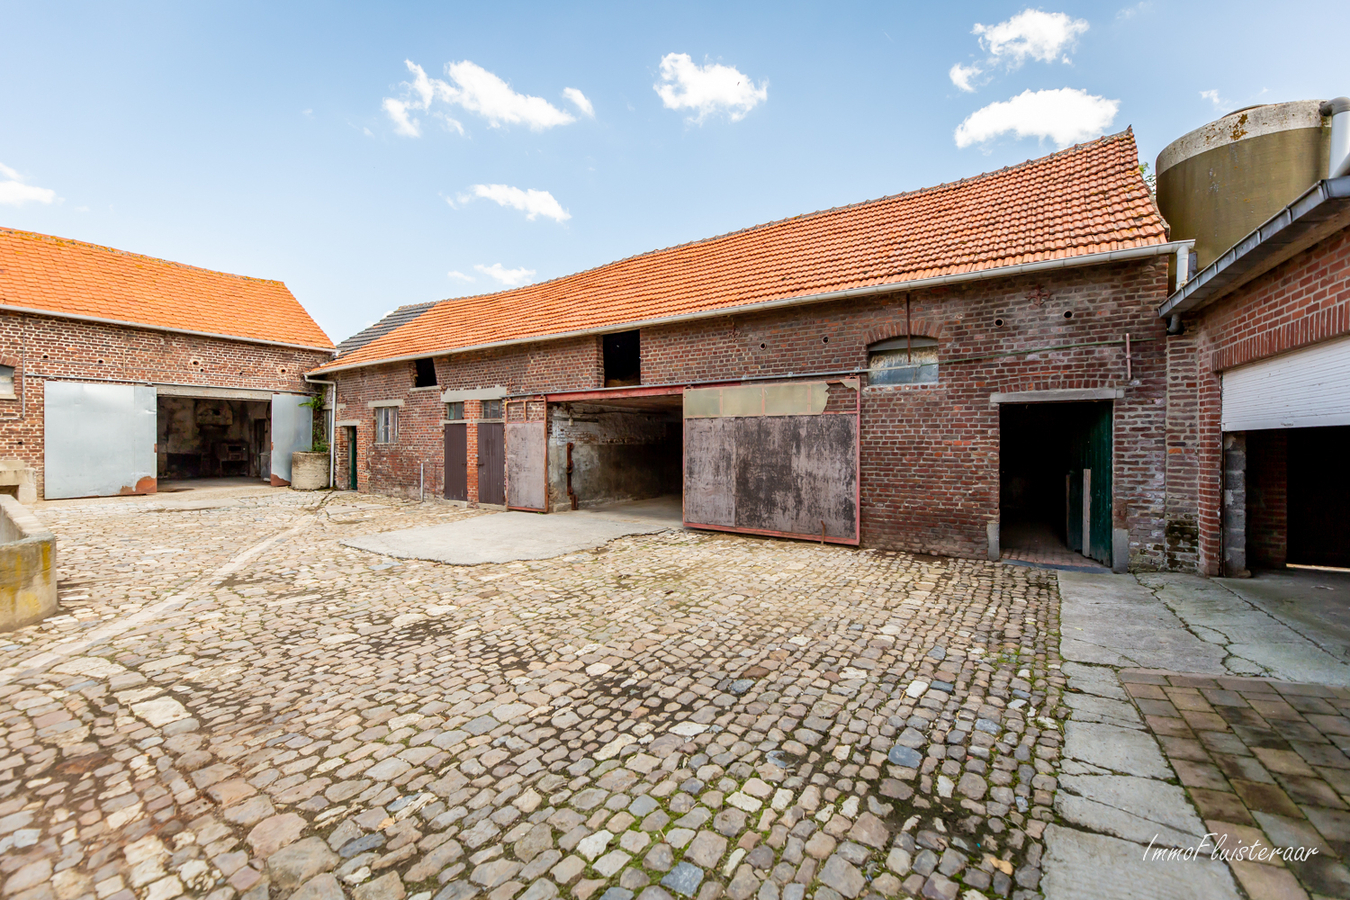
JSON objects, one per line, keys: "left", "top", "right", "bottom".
{"left": 290, "top": 451, "right": 330, "bottom": 491}
{"left": 547, "top": 406, "right": 680, "bottom": 510}
{"left": 0, "top": 494, "right": 56, "bottom": 631}
{"left": 0, "top": 460, "right": 37, "bottom": 505}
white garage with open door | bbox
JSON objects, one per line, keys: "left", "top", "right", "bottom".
{"left": 1224, "top": 334, "right": 1350, "bottom": 569}
{"left": 44, "top": 381, "right": 315, "bottom": 499}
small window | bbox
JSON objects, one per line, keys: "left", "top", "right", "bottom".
{"left": 413, "top": 358, "right": 438, "bottom": 388}
{"left": 0, "top": 366, "right": 13, "bottom": 399}
{"left": 446, "top": 401, "right": 465, "bottom": 421}
{"left": 374, "top": 407, "right": 398, "bottom": 444}
{"left": 603, "top": 330, "right": 641, "bottom": 387}
{"left": 868, "top": 337, "right": 938, "bottom": 385}
{"left": 480, "top": 399, "right": 503, "bottom": 420}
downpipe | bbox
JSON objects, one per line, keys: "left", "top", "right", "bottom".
{"left": 1323, "top": 97, "right": 1350, "bottom": 179}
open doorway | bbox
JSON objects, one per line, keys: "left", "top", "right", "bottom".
{"left": 157, "top": 396, "right": 270, "bottom": 484}
{"left": 548, "top": 393, "right": 682, "bottom": 514}
{"left": 1000, "top": 402, "right": 1113, "bottom": 568}
{"left": 1248, "top": 426, "right": 1350, "bottom": 570}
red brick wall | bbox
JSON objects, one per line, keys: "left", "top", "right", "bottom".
{"left": 1178, "top": 227, "right": 1350, "bottom": 574}
{"left": 0, "top": 310, "right": 331, "bottom": 496}
{"left": 333, "top": 337, "right": 600, "bottom": 500}
{"left": 333, "top": 258, "right": 1178, "bottom": 568}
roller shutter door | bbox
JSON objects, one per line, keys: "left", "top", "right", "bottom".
{"left": 1222, "top": 335, "right": 1350, "bottom": 431}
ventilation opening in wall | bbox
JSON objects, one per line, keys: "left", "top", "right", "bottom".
{"left": 414, "top": 357, "right": 438, "bottom": 388}
{"left": 603, "top": 330, "right": 641, "bottom": 387}
{"left": 867, "top": 337, "right": 938, "bottom": 385}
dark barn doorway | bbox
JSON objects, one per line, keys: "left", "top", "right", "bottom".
{"left": 1250, "top": 425, "right": 1350, "bottom": 570}
{"left": 1000, "top": 402, "right": 1113, "bottom": 567}
{"left": 551, "top": 394, "right": 682, "bottom": 512}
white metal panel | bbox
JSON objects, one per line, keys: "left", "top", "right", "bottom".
{"left": 44, "top": 382, "right": 157, "bottom": 499}
{"left": 270, "top": 394, "right": 312, "bottom": 485}
{"left": 1222, "top": 334, "right": 1350, "bottom": 431}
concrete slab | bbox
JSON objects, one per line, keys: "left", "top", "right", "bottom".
{"left": 1058, "top": 572, "right": 1228, "bottom": 673}
{"left": 1041, "top": 825, "right": 1241, "bottom": 900}
{"left": 342, "top": 502, "right": 680, "bottom": 565}
{"left": 1056, "top": 775, "right": 1205, "bottom": 848}
{"left": 1062, "top": 721, "right": 1171, "bottom": 779}
{"left": 1139, "top": 573, "right": 1350, "bottom": 686}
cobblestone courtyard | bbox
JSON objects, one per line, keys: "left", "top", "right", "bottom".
{"left": 0, "top": 489, "right": 1064, "bottom": 900}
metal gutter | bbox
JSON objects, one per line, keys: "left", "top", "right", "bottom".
{"left": 1159, "top": 176, "right": 1350, "bottom": 318}
{"left": 313, "top": 241, "right": 1188, "bottom": 377}
{"left": 0, "top": 303, "right": 337, "bottom": 353}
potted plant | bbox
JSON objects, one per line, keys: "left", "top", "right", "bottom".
{"left": 290, "top": 394, "right": 330, "bottom": 490}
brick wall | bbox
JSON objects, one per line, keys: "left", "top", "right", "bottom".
{"left": 1177, "top": 227, "right": 1350, "bottom": 574}
{"left": 1247, "top": 430, "right": 1287, "bottom": 568}
{"left": 0, "top": 310, "right": 331, "bottom": 496}
{"left": 331, "top": 258, "right": 1176, "bottom": 566}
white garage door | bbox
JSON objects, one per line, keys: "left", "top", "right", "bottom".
{"left": 1222, "top": 334, "right": 1350, "bottom": 431}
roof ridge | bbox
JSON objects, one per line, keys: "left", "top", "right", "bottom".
{"left": 425, "top": 130, "right": 1136, "bottom": 311}
{"left": 0, "top": 227, "right": 286, "bottom": 286}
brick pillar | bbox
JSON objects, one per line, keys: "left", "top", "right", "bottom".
{"left": 1222, "top": 433, "right": 1248, "bottom": 577}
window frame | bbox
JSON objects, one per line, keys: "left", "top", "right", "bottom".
{"left": 445, "top": 401, "right": 465, "bottom": 421}
{"left": 867, "top": 336, "right": 939, "bottom": 386}
{"left": 0, "top": 365, "right": 13, "bottom": 400}
{"left": 374, "top": 406, "right": 399, "bottom": 444}
{"left": 479, "top": 399, "right": 503, "bottom": 421}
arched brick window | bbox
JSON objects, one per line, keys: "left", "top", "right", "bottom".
{"left": 867, "top": 337, "right": 938, "bottom": 385}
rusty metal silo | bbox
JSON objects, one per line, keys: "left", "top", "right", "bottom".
{"left": 1156, "top": 101, "right": 1331, "bottom": 269}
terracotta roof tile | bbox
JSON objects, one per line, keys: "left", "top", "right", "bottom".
{"left": 317, "top": 130, "right": 1164, "bottom": 373}
{"left": 0, "top": 228, "right": 333, "bottom": 349}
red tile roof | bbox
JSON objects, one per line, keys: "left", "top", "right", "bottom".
{"left": 318, "top": 130, "right": 1164, "bottom": 373}
{"left": 0, "top": 228, "right": 333, "bottom": 349}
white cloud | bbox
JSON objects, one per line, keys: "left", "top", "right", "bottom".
{"left": 562, "top": 87, "right": 594, "bottom": 117}
{"left": 973, "top": 9, "right": 1090, "bottom": 66}
{"left": 654, "top": 53, "right": 767, "bottom": 123}
{"left": 383, "top": 59, "right": 578, "bottom": 135}
{"left": 949, "top": 63, "right": 982, "bottom": 93}
{"left": 0, "top": 162, "right": 56, "bottom": 206}
{"left": 455, "top": 184, "right": 571, "bottom": 223}
{"left": 955, "top": 88, "right": 1119, "bottom": 148}
{"left": 447, "top": 270, "right": 475, "bottom": 282}
{"left": 1116, "top": 2, "right": 1152, "bottom": 20}
{"left": 475, "top": 263, "right": 536, "bottom": 287}
{"left": 1200, "top": 89, "right": 1227, "bottom": 110}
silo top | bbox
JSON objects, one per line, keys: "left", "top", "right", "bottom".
{"left": 1157, "top": 100, "right": 1326, "bottom": 174}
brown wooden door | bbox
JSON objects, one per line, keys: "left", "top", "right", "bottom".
{"left": 477, "top": 422, "right": 505, "bottom": 505}
{"left": 444, "top": 423, "right": 467, "bottom": 501}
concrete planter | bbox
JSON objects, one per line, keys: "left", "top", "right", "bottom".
{"left": 1, "top": 495, "right": 56, "bottom": 631}
{"left": 290, "top": 451, "right": 330, "bottom": 491}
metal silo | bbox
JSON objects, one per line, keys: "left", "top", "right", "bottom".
{"left": 1156, "top": 101, "right": 1331, "bottom": 269}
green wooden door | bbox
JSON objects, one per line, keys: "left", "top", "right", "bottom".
{"left": 1065, "top": 403, "right": 1113, "bottom": 565}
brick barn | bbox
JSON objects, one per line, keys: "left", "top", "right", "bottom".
{"left": 0, "top": 228, "right": 334, "bottom": 499}
{"left": 1160, "top": 175, "right": 1350, "bottom": 575}
{"left": 314, "top": 132, "right": 1193, "bottom": 571}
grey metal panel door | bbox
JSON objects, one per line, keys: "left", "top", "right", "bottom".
{"left": 44, "top": 382, "right": 157, "bottom": 499}
{"left": 270, "top": 394, "right": 312, "bottom": 486}
{"left": 506, "top": 421, "right": 547, "bottom": 511}
{"left": 477, "top": 423, "right": 505, "bottom": 505}
{"left": 683, "top": 381, "right": 860, "bottom": 544}
{"left": 444, "top": 423, "right": 467, "bottom": 501}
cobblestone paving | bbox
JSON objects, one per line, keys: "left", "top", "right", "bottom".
{"left": 0, "top": 490, "right": 1066, "bottom": 900}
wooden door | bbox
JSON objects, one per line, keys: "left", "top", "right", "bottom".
{"left": 477, "top": 422, "right": 505, "bottom": 505}
{"left": 444, "top": 423, "right": 467, "bottom": 501}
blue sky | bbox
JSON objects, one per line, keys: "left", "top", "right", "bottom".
{"left": 1, "top": 1, "right": 1345, "bottom": 344}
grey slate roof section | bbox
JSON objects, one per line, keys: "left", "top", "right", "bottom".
{"left": 334, "top": 301, "right": 438, "bottom": 357}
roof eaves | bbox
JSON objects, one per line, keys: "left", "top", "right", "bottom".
{"left": 0, "top": 303, "right": 338, "bottom": 353}
{"left": 311, "top": 239, "right": 1184, "bottom": 377}
{"left": 1159, "top": 176, "right": 1350, "bottom": 318}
